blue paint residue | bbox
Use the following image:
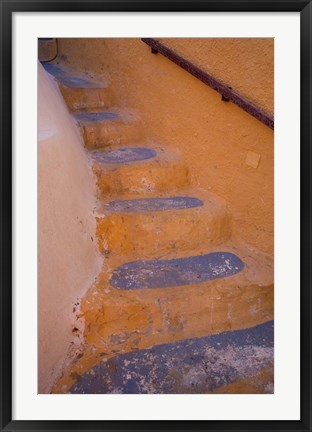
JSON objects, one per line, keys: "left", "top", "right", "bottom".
{"left": 110, "top": 252, "right": 244, "bottom": 290}
{"left": 42, "top": 63, "right": 99, "bottom": 88}
{"left": 91, "top": 148, "right": 157, "bottom": 164}
{"left": 42, "top": 63, "right": 66, "bottom": 78}
{"left": 105, "top": 196, "right": 204, "bottom": 213}
{"left": 69, "top": 321, "right": 274, "bottom": 394}
{"left": 75, "top": 111, "right": 118, "bottom": 122}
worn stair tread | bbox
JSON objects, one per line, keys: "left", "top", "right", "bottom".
{"left": 90, "top": 144, "right": 180, "bottom": 166}
{"left": 43, "top": 63, "right": 106, "bottom": 89}
{"left": 74, "top": 108, "right": 139, "bottom": 124}
{"left": 96, "top": 189, "right": 231, "bottom": 256}
{"left": 80, "top": 240, "right": 273, "bottom": 357}
{"left": 74, "top": 111, "right": 119, "bottom": 122}
{"left": 101, "top": 186, "right": 222, "bottom": 203}
{"left": 90, "top": 144, "right": 186, "bottom": 169}
{"left": 75, "top": 109, "right": 143, "bottom": 149}
{"left": 104, "top": 196, "right": 204, "bottom": 213}
{"left": 42, "top": 62, "right": 115, "bottom": 111}
{"left": 100, "top": 188, "right": 227, "bottom": 215}
{"left": 69, "top": 320, "right": 274, "bottom": 394}
{"left": 91, "top": 146, "right": 157, "bottom": 164}
{"left": 101, "top": 240, "right": 273, "bottom": 290}
{"left": 90, "top": 144, "right": 190, "bottom": 197}
{"left": 110, "top": 251, "right": 244, "bottom": 290}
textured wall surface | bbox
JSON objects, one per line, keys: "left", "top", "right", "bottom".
{"left": 57, "top": 38, "right": 274, "bottom": 255}
{"left": 161, "top": 38, "right": 274, "bottom": 115}
{"left": 38, "top": 63, "right": 101, "bottom": 393}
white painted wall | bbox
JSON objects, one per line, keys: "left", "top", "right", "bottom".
{"left": 38, "top": 62, "right": 101, "bottom": 393}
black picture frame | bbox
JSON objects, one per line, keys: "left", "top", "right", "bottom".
{"left": 1, "top": 1, "right": 311, "bottom": 431}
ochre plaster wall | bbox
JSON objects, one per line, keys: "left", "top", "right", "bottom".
{"left": 38, "top": 63, "right": 101, "bottom": 393}
{"left": 161, "top": 38, "right": 274, "bottom": 115}
{"left": 57, "top": 38, "right": 274, "bottom": 255}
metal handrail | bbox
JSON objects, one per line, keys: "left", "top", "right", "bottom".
{"left": 141, "top": 38, "right": 274, "bottom": 130}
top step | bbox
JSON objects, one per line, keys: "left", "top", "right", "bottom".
{"left": 42, "top": 63, "right": 115, "bottom": 110}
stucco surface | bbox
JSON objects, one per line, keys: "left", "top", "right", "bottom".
{"left": 38, "top": 63, "right": 101, "bottom": 393}
{"left": 161, "top": 38, "right": 274, "bottom": 115}
{"left": 57, "top": 38, "right": 274, "bottom": 255}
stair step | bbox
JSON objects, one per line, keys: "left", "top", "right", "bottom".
{"left": 69, "top": 321, "right": 274, "bottom": 394}
{"left": 75, "top": 111, "right": 119, "bottom": 122}
{"left": 110, "top": 252, "right": 243, "bottom": 290}
{"left": 105, "top": 196, "right": 203, "bottom": 212}
{"left": 96, "top": 191, "right": 231, "bottom": 257}
{"left": 91, "top": 145, "right": 190, "bottom": 199}
{"left": 43, "top": 63, "right": 100, "bottom": 87}
{"left": 92, "top": 146, "right": 156, "bottom": 164}
{"left": 81, "top": 242, "right": 273, "bottom": 351}
{"left": 75, "top": 109, "right": 143, "bottom": 149}
{"left": 42, "top": 63, "right": 115, "bottom": 110}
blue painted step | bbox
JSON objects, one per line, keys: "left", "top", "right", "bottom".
{"left": 105, "top": 196, "right": 204, "bottom": 213}
{"left": 110, "top": 252, "right": 244, "bottom": 290}
{"left": 42, "top": 63, "right": 101, "bottom": 88}
{"left": 91, "top": 147, "right": 157, "bottom": 164}
{"left": 69, "top": 321, "right": 274, "bottom": 394}
{"left": 74, "top": 111, "right": 118, "bottom": 122}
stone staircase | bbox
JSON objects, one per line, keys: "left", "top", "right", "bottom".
{"left": 43, "top": 62, "right": 274, "bottom": 394}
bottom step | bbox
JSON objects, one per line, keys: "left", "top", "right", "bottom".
{"left": 69, "top": 321, "right": 274, "bottom": 394}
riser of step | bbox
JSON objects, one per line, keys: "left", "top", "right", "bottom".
{"left": 84, "top": 282, "right": 273, "bottom": 353}
{"left": 75, "top": 110, "right": 144, "bottom": 149}
{"left": 69, "top": 321, "right": 274, "bottom": 394}
{"left": 81, "top": 244, "right": 274, "bottom": 351}
{"left": 92, "top": 147, "right": 190, "bottom": 198}
{"left": 96, "top": 193, "right": 231, "bottom": 257}
{"left": 60, "top": 85, "right": 116, "bottom": 111}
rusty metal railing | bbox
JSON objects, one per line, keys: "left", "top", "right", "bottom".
{"left": 141, "top": 38, "right": 274, "bottom": 130}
